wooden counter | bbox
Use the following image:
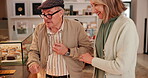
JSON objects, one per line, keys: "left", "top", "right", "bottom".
{"left": 0, "top": 65, "right": 29, "bottom": 78}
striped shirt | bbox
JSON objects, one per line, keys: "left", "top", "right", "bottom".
{"left": 46, "top": 22, "right": 69, "bottom": 76}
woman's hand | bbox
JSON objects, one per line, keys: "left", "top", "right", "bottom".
{"left": 79, "top": 53, "right": 93, "bottom": 64}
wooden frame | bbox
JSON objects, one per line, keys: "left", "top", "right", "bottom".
{"left": 14, "top": 2, "right": 26, "bottom": 16}
{"left": 30, "top": 0, "right": 42, "bottom": 16}
{"left": 144, "top": 18, "right": 148, "bottom": 54}
{"left": 31, "top": 3, "right": 42, "bottom": 16}
{"left": 15, "top": 21, "right": 28, "bottom": 34}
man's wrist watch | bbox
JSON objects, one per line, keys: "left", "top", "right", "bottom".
{"left": 65, "top": 48, "right": 70, "bottom": 56}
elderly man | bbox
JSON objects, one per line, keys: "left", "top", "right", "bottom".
{"left": 27, "top": 0, "right": 93, "bottom": 78}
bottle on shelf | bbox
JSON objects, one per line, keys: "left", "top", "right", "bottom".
{"left": 70, "top": 5, "right": 73, "bottom": 15}
{"left": 12, "top": 25, "right": 18, "bottom": 40}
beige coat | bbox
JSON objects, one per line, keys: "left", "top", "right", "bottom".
{"left": 27, "top": 18, "right": 93, "bottom": 78}
{"left": 92, "top": 15, "right": 139, "bottom": 78}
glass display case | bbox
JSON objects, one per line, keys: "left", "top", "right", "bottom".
{"left": 0, "top": 34, "right": 32, "bottom": 65}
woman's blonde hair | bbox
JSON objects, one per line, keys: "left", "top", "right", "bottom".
{"left": 92, "top": 0, "right": 127, "bottom": 23}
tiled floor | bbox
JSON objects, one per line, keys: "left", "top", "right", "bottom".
{"left": 137, "top": 54, "right": 148, "bottom": 69}
{"left": 136, "top": 54, "right": 148, "bottom": 78}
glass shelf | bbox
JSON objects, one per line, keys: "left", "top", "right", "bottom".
{"left": 64, "top": 15, "right": 97, "bottom": 18}
{"left": 10, "top": 16, "right": 40, "bottom": 19}
{"left": 64, "top": 1, "right": 90, "bottom": 4}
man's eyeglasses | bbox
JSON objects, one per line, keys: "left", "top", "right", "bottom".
{"left": 40, "top": 10, "right": 61, "bottom": 19}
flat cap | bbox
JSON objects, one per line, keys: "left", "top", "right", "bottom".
{"left": 38, "top": 0, "right": 64, "bottom": 10}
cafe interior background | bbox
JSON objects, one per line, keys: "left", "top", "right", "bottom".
{"left": 0, "top": 0, "right": 148, "bottom": 78}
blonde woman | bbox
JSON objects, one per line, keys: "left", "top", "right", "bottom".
{"left": 79, "top": 0, "right": 139, "bottom": 78}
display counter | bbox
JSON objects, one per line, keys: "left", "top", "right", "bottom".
{"left": 0, "top": 34, "right": 32, "bottom": 65}
{"left": 0, "top": 65, "right": 29, "bottom": 78}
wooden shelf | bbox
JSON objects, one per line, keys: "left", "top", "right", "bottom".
{"left": 64, "top": 1, "right": 90, "bottom": 4}
{"left": 10, "top": 15, "right": 97, "bottom": 19}
{"left": 64, "top": 15, "right": 97, "bottom": 18}
{"left": 1, "top": 59, "right": 22, "bottom": 62}
{"left": 10, "top": 16, "right": 41, "bottom": 19}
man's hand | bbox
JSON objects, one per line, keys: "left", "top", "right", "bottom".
{"left": 52, "top": 43, "right": 68, "bottom": 55}
{"left": 29, "top": 63, "right": 40, "bottom": 74}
